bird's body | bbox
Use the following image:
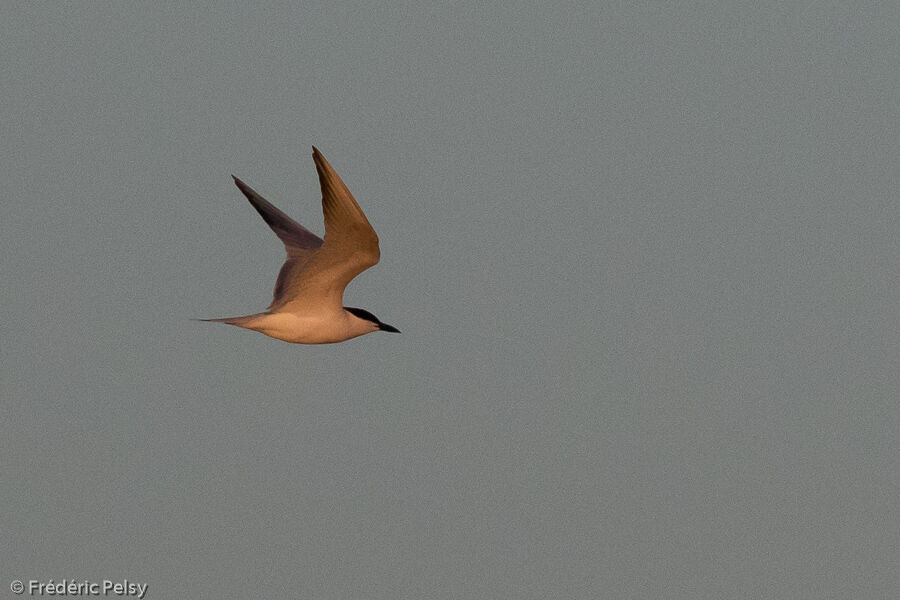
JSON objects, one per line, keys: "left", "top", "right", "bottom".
{"left": 203, "top": 310, "right": 362, "bottom": 344}
{"left": 200, "top": 147, "right": 399, "bottom": 344}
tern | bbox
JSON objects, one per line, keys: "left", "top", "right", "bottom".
{"left": 200, "top": 147, "right": 399, "bottom": 344}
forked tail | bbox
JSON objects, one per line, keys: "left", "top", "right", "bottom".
{"left": 194, "top": 312, "right": 269, "bottom": 329}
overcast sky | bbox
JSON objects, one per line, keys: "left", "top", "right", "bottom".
{"left": 2, "top": 2, "right": 899, "bottom": 599}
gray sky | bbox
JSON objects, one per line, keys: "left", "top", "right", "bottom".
{"left": 2, "top": 2, "right": 899, "bottom": 598}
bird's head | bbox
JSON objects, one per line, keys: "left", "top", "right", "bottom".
{"left": 344, "top": 306, "right": 400, "bottom": 335}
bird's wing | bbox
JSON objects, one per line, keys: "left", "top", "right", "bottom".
{"left": 231, "top": 175, "right": 324, "bottom": 308}
{"left": 271, "top": 147, "right": 381, "bottom": 313}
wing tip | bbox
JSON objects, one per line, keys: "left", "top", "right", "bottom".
{"left": 232, "top": 176, "right": 258, "bottom": 200}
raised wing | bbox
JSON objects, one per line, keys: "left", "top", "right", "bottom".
{"left": 232, "top": 176, "right": 322, "bottom": 251}
{"left": 231, "top": 175, "right": 324, "bottom": 308}
{"left": 270, "top": 147, "right": 381, "bottom": 312}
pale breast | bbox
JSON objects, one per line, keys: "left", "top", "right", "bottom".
{"left": 249, "top": 311, "right": 360, "bottom": 344}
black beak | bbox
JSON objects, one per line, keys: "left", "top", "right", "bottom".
{"left": 379, "top": 323, "right": 401, "bottom": 333}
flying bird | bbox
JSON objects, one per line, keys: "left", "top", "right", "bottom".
{"left": 200, "top": 147, "right": 399, "bottom": 344}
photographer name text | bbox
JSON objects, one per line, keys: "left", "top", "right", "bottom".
{"left": 11, "top": 580, "right": 147, "bottom": 599}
